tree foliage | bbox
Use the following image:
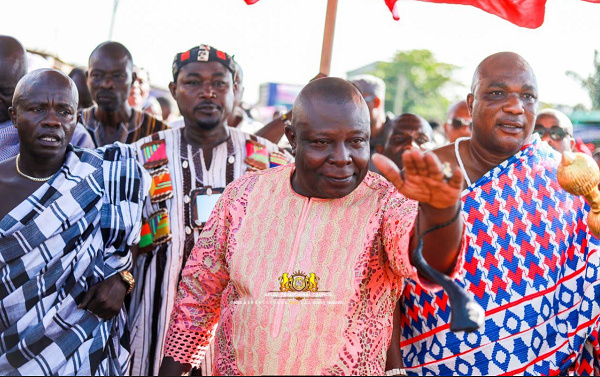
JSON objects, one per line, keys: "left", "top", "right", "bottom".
{"left": 369, "top": 49, "right": 460, "bottom": 121}
{"left": 567, "top": 50, "right": 600, "bottom": 110}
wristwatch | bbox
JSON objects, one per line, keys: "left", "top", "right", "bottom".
{"left": 119, "top": 271, "right": 135, "bottom": 295}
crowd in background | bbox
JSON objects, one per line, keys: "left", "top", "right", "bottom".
{"left": 0, "top": 34, "right": 599, "bottom": 376}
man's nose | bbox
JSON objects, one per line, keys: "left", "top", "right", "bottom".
{"left": 503, "top": 93, "right": 525, "bottom": 114}
{"left": 200, "top": 83, "right": 216, "bottom": 98}
{"left": 42, "top": 111, "right": 61, "bottom": 127}
{"left": 99, "top": 77, "right": 114, "bottom": 89}
{"left": 330, "top": 142, "right": 352, "bottom": 166}
{"left": 541, "top": 131, "right": 551, "bottom": 142}
{"left": 400, "top": 137, "right": 420, "bottom": 152}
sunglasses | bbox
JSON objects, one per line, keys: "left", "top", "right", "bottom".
{"left": 533, "top": 126, "right": 568, "bottom": 141}
{"left": 451, "top": 118, "right": 472, "bottom": 129}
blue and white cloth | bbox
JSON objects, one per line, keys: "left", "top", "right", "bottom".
{"left": 0, "top": 120, "right": 19, "bottom": 162}
{"left": 0, "top": 144, "right": 150, "bottom": 375}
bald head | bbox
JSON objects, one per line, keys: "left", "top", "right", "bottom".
{"left": 467, "top": 52, "right": 539, "bottom": 156}
{"left": 87, "top": 42, "right": 135, "bottom": 112}
{"left": 471, "top": 52, "right": 537, "bottom": 93}
{"left": 536, "top": 108, "right": 573, "bottom": 135}
{"left": 9, "top": 69, "right": 79, "bottom": 155}
{"left": 292, "top": 77, "right": 369, "bottom": 132}
{"left": 446, "top": 100, "right": 469, "bottom": 121}
{"left": 444, "top": 100, "right": 472, "bottom": 142}
{"left": 286, "top": 77, "right": 371, "bottom": 199}
{"left": 383, "top": 113, "right": 433, "bottom": 169}
{"left": 0, "top": 35, "right": 27, "bottom": 77}
{"left": 13, "top": 68, "right": 78, "bottom": 109}
{"left": 391, "top": 113, "right": 433, "bottom": 138}
{"left": 534, "top": 108, "right": 574, "bottom": 153}
{"left": 68, "top": 66, "right": 86, "bottom": 80}
{"left": 89, "top": 41, "right": 133, "bottom": 69}
{"left": 0, "top": 35, "right": 28, "bottom": 123}
{"left": 349, "top": 74, "right": 386, "bottom": 134}
{"left": 349, "top": 74, "right": 385, "bottom": 100}
{"left": 69, "top": 67, "right": 93, "bottom": 109}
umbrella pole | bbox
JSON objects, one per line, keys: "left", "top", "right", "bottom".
{"left": 319, "top": 0, "right": 338, "bottom": 76}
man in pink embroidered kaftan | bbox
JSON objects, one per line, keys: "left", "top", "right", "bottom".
{"left": 159, "top": 78, "right": 468, "bottom": 375}
{"left": 399, "top": 52, "right": 600, "bottom": 375}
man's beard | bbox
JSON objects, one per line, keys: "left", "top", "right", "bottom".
{"left": 195, "top": 116, "right": 222, "bottom": 130}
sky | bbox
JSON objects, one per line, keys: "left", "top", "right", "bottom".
{"left": 2, "top": 0, "right": 600, "bottom": 111}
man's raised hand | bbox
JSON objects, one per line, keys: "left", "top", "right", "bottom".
{"left": 372, "top": 150, "right": 463, "bottom": 209}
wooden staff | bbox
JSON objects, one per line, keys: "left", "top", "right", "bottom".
{"left": 319, "top": 0, "right": 338, "bottom": 76}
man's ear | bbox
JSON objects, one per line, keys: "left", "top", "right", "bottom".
{"left": 8, "top": 106, "right": 17, "bottom": 127}
{"left": 466, "top": 94, "right": 474, "bottom": 116}
{"left": 168, "top": 82, "right": 177, "bottom": 99}
{"left": 570, "top": 137, "right": 576, "bottom": 152}
{"left": 284, "top": 125, "right": 297, "bottom": 155}
{"left": 443, "top": 122, "right": 451, "bottom": 138}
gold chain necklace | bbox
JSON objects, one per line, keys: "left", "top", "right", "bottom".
{"left": 15, "top": 154, "right": 55, "bottom": 182}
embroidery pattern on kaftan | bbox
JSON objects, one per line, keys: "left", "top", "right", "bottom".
{"left": 128, "top": 127, "right": 291, "bottom": 376}
{"left": 163, "top": 165, "right": 466, "bottom": 375}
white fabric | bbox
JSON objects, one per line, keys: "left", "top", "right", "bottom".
{"left": 454, "top": 136, "right": 472, "bottom": 187}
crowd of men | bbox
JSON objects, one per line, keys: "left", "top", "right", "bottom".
{"left": 0, "top": 33, "right": 598, "bottom": 376}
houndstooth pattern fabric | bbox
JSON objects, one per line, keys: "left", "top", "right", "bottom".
{"left": 0, "top": 143, "right": 149, "bottom": 376}
{"left": 400, "top": 135, "right": 600, "bottom": 376}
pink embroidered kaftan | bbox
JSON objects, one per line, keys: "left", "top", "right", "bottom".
{"left": 163, "top": 164, "right": 464, "bottom": 375}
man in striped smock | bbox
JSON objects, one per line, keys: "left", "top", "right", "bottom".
{"left": 79, "top": 42, "right": 169, "bottom": 147}
{"left": 399, "top": 52, "right": 600, "bottom": 375}
{"left": 0, "top": 69, "right": 148, "bottom": 376}
{"left": 128, "top": 45, "right": 291, "bottom": 376}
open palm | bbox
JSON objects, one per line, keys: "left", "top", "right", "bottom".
{"left": 373, "top": 150, "right": 463, "bottom": 209}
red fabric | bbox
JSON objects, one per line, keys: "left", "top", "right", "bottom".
{"left": 574, "top": 138, "right": 594, "bottom": 157}
{"left": 384, "top": 0, "right": 600, "bottom": 28}
{"left": 244, "top": 0, "right": 599, "bottom": 29}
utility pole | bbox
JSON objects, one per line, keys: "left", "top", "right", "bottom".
{"left": 319, "top": 0, "right": 338, "bottom": 76}
{"left": 108, "top": 0, "right": 121, "bottom": 40}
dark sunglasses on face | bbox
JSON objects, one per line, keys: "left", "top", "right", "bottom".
{"left": 533, "top": 126, "right": 568, "bottom": 141}
{"left": 451, "top": 118, "right": 472, "bottom": 129}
